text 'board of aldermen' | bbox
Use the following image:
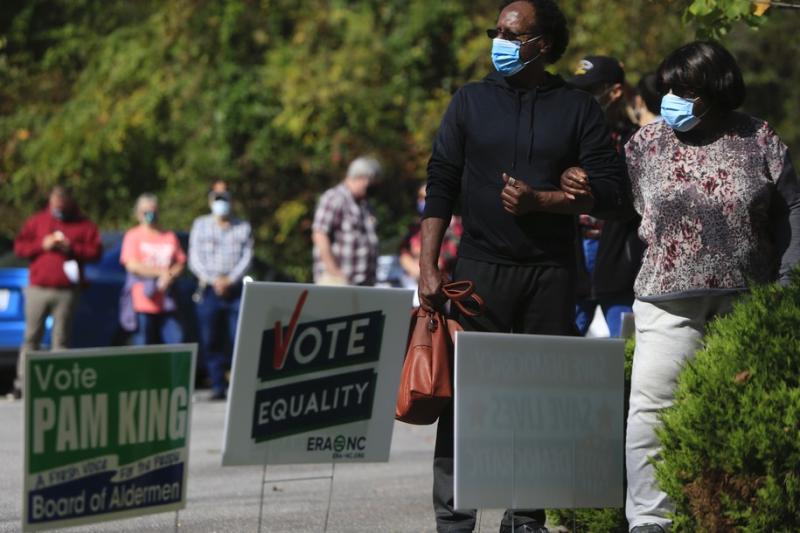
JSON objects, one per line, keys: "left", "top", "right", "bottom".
{"left": 222, "top": 282, "right": 413, "bottom": 466}
{"left": 23, "top": 345, "right": 197, "bottom": 532}
{"left": 454, "top": 333, "right": 624, "bottom": 510}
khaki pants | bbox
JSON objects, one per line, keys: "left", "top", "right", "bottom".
{"left": 15, "top": 285, "right": 80, "bottom": 392}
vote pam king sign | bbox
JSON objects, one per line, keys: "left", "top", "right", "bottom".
{"left": 23, "top": 345, "right": 196, "bottom": 532}
{"left": 222, "top": 282, "right": 413, "bottom": 465}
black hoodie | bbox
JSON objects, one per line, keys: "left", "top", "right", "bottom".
{"left": 424, "top": 71, "right": 627, "bottom": 267}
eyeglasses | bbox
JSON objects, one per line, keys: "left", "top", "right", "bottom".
{"left": 486, "top": 28, "right": 539, "bottom": 43}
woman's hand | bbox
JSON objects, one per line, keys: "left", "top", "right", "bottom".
{"left": 560, "top": 167, "right": 593, "bottom": 200}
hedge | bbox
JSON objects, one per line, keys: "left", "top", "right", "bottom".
{"left": 550, "top": 271, "right": 800, "bottom": 531}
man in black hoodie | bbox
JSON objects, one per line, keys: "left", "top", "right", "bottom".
{"left": 418, "top": 1, "right": 627, "bottom": 532}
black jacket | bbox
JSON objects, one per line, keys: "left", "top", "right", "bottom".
{"left": 575, "top": 217, "right": 645, "bottom": 298}
{"left": 575, "top": 122, "right": 645, "bottom": 299}
{"left": 424, "top": 71, "right": 627, "bottom": 267}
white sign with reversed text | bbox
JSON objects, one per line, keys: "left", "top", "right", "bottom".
{"left": 454, "top": 332, "right": 624, "bottom": 509}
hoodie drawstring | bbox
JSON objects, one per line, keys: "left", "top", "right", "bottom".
{"left": 512, "top": 93, "right": 522, "bottom": 172}
{"left": 527, "top": 88, "right": 538, "bottom": 164}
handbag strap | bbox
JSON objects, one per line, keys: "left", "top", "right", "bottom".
{"left": 441, "top": 280, "right": 485, "bottom": 317}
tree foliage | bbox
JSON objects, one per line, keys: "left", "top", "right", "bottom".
{"left": 0, "top": 1, "right": 796, "bottom": 280}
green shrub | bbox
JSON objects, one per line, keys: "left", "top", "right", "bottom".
{"left": 547, "top": 338, "right": 635, "bottom": 532}
{"left": 656, "top": 272, "right": 800, "bottom": 532}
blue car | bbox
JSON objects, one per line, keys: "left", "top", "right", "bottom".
{"left": 0, "top": 268, "right": 53, "bottom": 370}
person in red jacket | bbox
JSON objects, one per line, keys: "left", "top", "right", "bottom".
{"left": 13, "top": 185, "right": 102, "bottom": 398}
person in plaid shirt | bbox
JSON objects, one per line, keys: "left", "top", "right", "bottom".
{"left": 189, "top": 180, "right": 253, "bottom": 399}
{"left": 311, "top": 156, "right": 381, "bottom": 286}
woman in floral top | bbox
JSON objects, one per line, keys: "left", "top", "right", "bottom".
{"left": 565, "top": 41, "right": 800, "bottom": 533}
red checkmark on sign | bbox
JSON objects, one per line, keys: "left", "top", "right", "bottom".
{"left": 273, "top": 289, "right": 309, "bottom": 370}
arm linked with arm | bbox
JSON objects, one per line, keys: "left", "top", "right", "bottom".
{"left": 578, "top": 99, "right": 629, "bottom": 219}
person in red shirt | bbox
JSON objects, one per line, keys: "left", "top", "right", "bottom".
{"left": 13, "top": 185, "right": 102, "bottom": 398}
{"left": 120, "top": 193, "right": 186, "bottom": 346}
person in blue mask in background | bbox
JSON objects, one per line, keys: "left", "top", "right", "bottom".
{"left": 563, "top": 40, "right": 800, "bottom": 533}
{"left": 418, "top": 1, "right": 627, "bottom": 531}
{"left": 189, "top": 180, "right": 253, "bottom": 400}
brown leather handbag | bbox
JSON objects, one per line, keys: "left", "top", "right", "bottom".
{"left": 395, "top": 281, "right": 484, "bottom": 425}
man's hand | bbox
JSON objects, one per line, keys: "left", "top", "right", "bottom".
{"left": 213, "top": 276, "right": 231, "bottom": 297}
{"left": 42, "top": 234, "right": 58, "bottom": 251}
{"left": 501, "top": 173, "right": 540, "bottom": 216}
{"left": 53, "top": 234, "right": 71, "bottom": 253}
{"left": 418, "top": 264, "right": 448, "bottom": 312}
{"left": 560, "top": 167, "right": 593, "bottom": 200}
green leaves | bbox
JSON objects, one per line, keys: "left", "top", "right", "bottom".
{"left": 686, "top": 0, "right": 770, "bottom": 38}
{"left": 0, "top": 0, "right": 795, "bottom": 280}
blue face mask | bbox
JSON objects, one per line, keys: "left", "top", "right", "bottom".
{"left": 491, "top": 36, "right": 542, "bottom": 77}
{"left": 661, "top": 93, "right": 707, "bottom": 132}
{"left": 211, "top": 199, "right": 231, "bottom": 218}
{"left": 417, "top": 199, "right": 425, "bottom": 215}
{"left": 143, "top": 210, "right": 157, "bottom": 225}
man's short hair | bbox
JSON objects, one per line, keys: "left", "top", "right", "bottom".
{"left": 498, "top": 0, "right": 569, "bottom": 64}
{"left": 657, "top": 40, "right": 745, "bottom": 112}
{"left": 50, "top": 184, "right": 73, "bottom": 198}
{"left": 346, "top": 156, "right": 382, "bottom": 180}
{"left": 208, "top": 180, "right": 230, "bottom": 200}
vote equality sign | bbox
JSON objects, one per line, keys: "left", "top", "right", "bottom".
{"left": 222, "top": 282, "right": 413, "bottom": 466}
{"left": 23, "top": 344, "right": 197, "bottom": 532}
{"left": 454, "top": 332, "right": 624, "bottom": 510}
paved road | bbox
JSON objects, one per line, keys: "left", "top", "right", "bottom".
{"left": 0, "top": 397, "right": 512, "bottom": 533}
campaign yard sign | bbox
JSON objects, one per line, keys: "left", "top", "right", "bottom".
{"left": 454, "top": 332, "right": 624, "bottom": 510}
{"left": 23, "top": 345, "right": 197, "bottom": 532}
{"left": 222, "top": 282, "right": 413, "bottom": 466}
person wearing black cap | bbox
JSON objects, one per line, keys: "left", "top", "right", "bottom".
{"left": 568, "top": 56, "right": 644, "bottom": 338}
{"left": 419, "top": 2, "right": 627, "bottom": 532}
{"left": 189, "top": 180, "right": 254, "bottom": 400}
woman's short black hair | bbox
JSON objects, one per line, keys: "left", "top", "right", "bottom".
{"left": 499, "top": 0, "right": 570, "bottom": 64}
{"left": 657, "top": 40, "right": 746, "bottom": 112}
{"left": 637, "top": 73, "right": 661, "bottom": 115}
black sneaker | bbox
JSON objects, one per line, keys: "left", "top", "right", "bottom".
{"left": 630, "top": 525, "right": 666, "bottom": 533}
{"left": 499, "top": 523, "right": 549, "bottom": 533}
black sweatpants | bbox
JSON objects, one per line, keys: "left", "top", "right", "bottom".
{"left": 433, "top": 257, "right": 577, "bottom": 533}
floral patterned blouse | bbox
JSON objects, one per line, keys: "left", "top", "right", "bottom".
{"left": 625, "top": 113, "right": 800, "bottom": 301}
